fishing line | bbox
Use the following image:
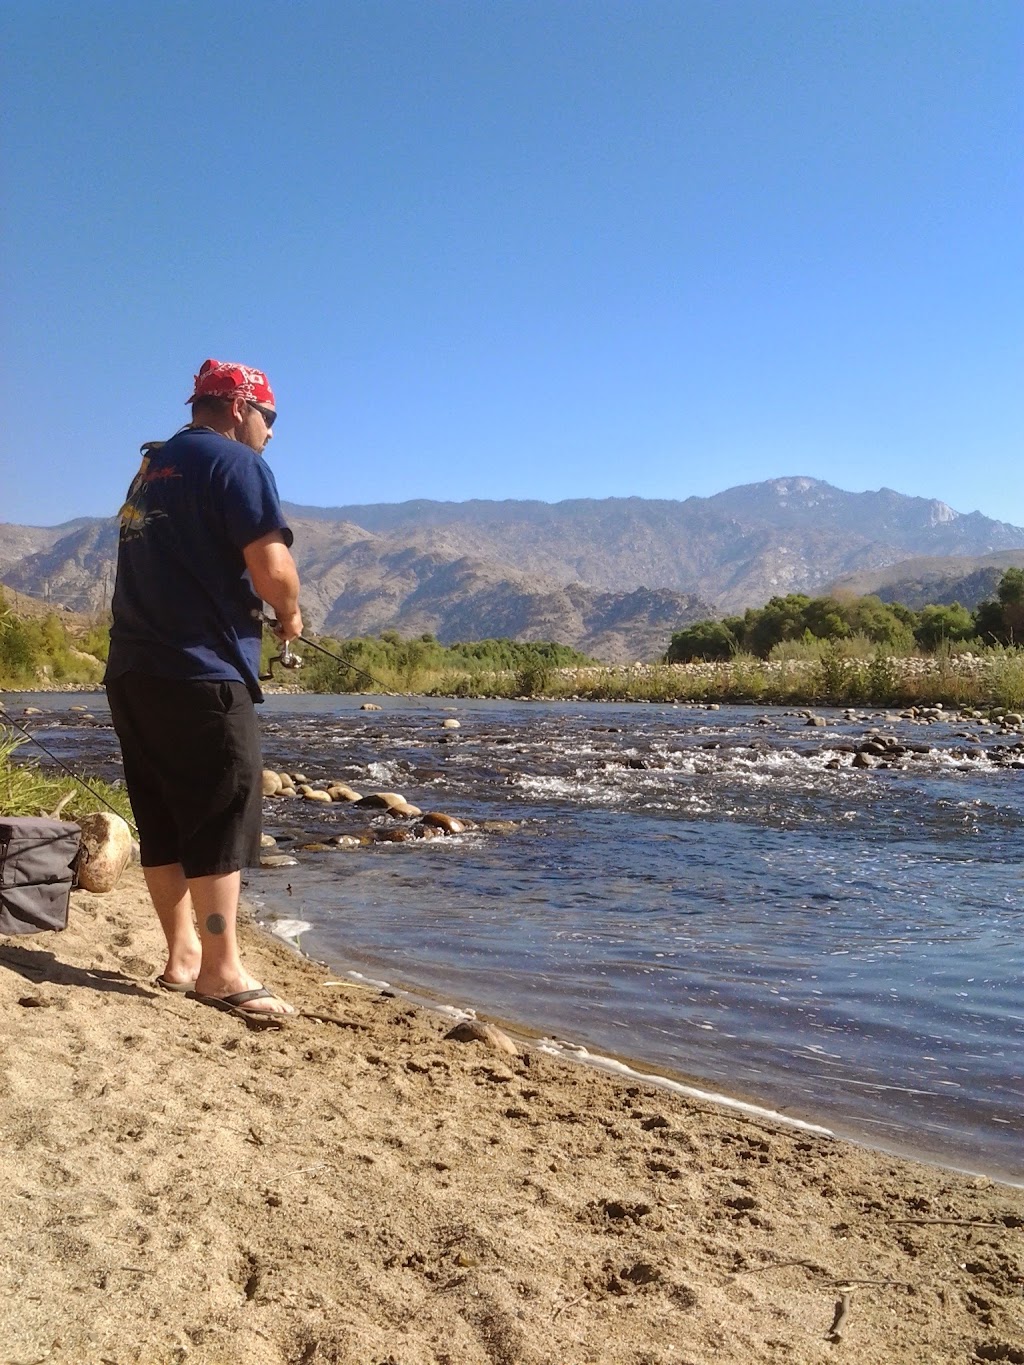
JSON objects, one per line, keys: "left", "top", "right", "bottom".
{"left": 1, "top": 620, "right": 396, "bottom": 831}
{"left": 0, "top": 702, "right": 139, "bottom": 833}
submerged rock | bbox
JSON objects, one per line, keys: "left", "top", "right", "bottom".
{"left": 477, "top": 819, "right": 520, "bottom": 835}
{"left": 355, "top": 792, "right": 411, "bottom": 812}
{"left": 371, "top": 827, "right": 412, "bottom": 843}
{"left": 420, "top": 811, "right": 466, "bottom": 835}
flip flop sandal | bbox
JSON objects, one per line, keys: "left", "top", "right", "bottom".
{"left": 188, "top": 987, "right": 291, "bottom": 1026}
{"left": 154, "top": 975, "right": 197, "bottom": 993}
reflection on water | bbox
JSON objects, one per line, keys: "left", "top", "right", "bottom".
{"left": 11, "top": 692, "right": 1024, "bottom": 1181}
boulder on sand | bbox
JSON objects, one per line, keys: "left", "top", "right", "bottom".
{"left": 76, "top": 812, "right": 133, "bottom": 893}
{"left": 444, "top": 1019, "right": 518, "bottom": 1057}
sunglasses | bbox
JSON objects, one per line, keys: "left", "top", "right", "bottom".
{"left": 247, "top": 401, "right": 277, "bottom": 429}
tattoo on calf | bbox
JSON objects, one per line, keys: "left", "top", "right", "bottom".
{"left": 206, "top": 913, "right": 227, "bottom": 935}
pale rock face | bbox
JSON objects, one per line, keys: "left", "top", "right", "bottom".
{"left": 928, "top": 501, "right": 957, "bottom": 526}
{"left": 76, "top": 812, "right": 133, "bottom": 893}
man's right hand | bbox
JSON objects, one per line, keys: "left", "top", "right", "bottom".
{"left": 272, "top": 609, "right": 303, "bottom": 644}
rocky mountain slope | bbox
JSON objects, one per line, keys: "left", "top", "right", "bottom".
{"left": 289, "top": 518, "right": 712, "bottom": 660}
{"left": 0, "top": 522, "right": 81, "bottom": 580}
{"left": 284, "top": 477, "right": 1024, "bottom": 613}
{"left": 2, "top": 478, "right": 1022, "bottom": 660}
{"left": 0, "top": 516, "right": 711, "bottom": 662}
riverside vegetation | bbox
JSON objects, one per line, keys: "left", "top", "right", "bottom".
{"left": 277, "top": 571, "right": 1024, "bottom": 710}
{"left": 0, "top": 732, "right": 133, "bottom": 825}
{"left": 1, "top": 574, "right": 1022, "bottom": 712}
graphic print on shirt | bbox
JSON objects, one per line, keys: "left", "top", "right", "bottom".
{"left": 118, "top": 443, "right": 180, "bottom": 541}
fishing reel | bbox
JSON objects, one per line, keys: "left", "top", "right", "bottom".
{"left": 254, "top": 610, "right": 304, "bottom": 682}
{"left": 260, "top": 636, "right": 304, "bottom": 682}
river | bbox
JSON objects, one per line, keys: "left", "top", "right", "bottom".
{"left": 6, "top": 691, "right": 1023, "bottom": 1183}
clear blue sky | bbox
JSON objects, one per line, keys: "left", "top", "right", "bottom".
{"left": 2, "top": 1, "right": 1021, "bottom": 529}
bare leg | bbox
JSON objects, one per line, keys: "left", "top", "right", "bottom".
{"left": 189, "top": 871, "right": 293, "bottom": 1014}
{"left": 143, "top": 863, "right": 202, "bottom": 986}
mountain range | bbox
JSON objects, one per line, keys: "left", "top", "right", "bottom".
{"left": 3, "top": 477, "right": 1023, "bottom": 661}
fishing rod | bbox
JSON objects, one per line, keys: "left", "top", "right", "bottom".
{"left": 0, "top": 702, "right": 139, "bottom": 833}
{"left": 255, "top": 612, "right": 397, "bottom": 694}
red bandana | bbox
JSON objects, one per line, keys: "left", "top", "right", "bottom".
{"left": 186, "top": 358, "right": 276, "bottom": 407}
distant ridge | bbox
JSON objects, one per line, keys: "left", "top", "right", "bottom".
{"left": 3, "top": 478, "right": 1023, "bottom": 660}
{"left": 282, "top": 477, "right": 1024, "bottom": 614}
{"left": 828, "top": 550, "right": 1024, "bottom": 611}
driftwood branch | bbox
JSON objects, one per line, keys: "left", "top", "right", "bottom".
{"left": 891, "top": 1217, "right": 1004, "bottom": 1228}
{"left": 826, "top": 1291, "right": 852, "bottom": 1342}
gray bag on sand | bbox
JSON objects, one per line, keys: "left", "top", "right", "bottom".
{"left": 0, "top": 817, "right": 81, "bottom": 936}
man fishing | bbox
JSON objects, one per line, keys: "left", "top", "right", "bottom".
{"left": 105, "top": 359, "right": 301, "bottom": 1020}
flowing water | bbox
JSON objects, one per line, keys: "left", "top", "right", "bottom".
{"left": 8, "top": 692, "right": 1023, "bottom": 1182}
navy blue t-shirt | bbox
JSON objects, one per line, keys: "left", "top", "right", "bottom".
{"left": 105, "top": 426, "right": 293, "bottom": 700}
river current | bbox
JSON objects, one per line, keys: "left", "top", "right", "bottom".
{"left": 8, "top": 692, "right": 1023, "bottom": 1183}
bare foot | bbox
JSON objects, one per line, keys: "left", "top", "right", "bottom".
{"left": 160, "top": 952, "right": 201, "bottom": 989}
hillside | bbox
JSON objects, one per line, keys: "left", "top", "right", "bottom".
{"left": 283, "top": 477, "right": 1024, "bottom": 613}
{"left": 0, "top": 582, "right": 93, "bottom": 629}
{"left": 2, "top": 477, "right": 1023, "bottom": 660}
{"left": 828, "top": 550, "right": 1024, "bottom": 610}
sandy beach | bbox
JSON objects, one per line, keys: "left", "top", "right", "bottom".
{"left": 0, "top": 867, "right": 1021, "bottom": 1365}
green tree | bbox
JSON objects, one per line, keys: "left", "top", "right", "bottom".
{"left": 846, "top": 596, "right": 916, "bottom": 648}
{"left": 914, "top": 603, "right": 976, "bottom": 652}
{"left": 665, "top": 619, "right": 738, "bottom": 662}
{"left": 998, "top": 567, "right": 1024, "bottom": 642}
{"left": 975, "top": 568, "right": 1024, "bottom": 645}
{"left": 0, "top": 616, "right": 40, "bottom": 682}
{"left": 744, "top": 595, "right": 812, "bottom": 657}
{"left": 999, "top": 567, "right": 1024, "bottom": 605}
{"left": 802, "top": 597, "right": 852, "bottom": 641}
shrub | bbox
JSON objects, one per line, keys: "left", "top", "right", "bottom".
{"left": 665, "top": 619, "right": 738, "bottom": 662}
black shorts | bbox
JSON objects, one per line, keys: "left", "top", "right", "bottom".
{"left": 106, "top": 673, "right": 263, "bottom": 878}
